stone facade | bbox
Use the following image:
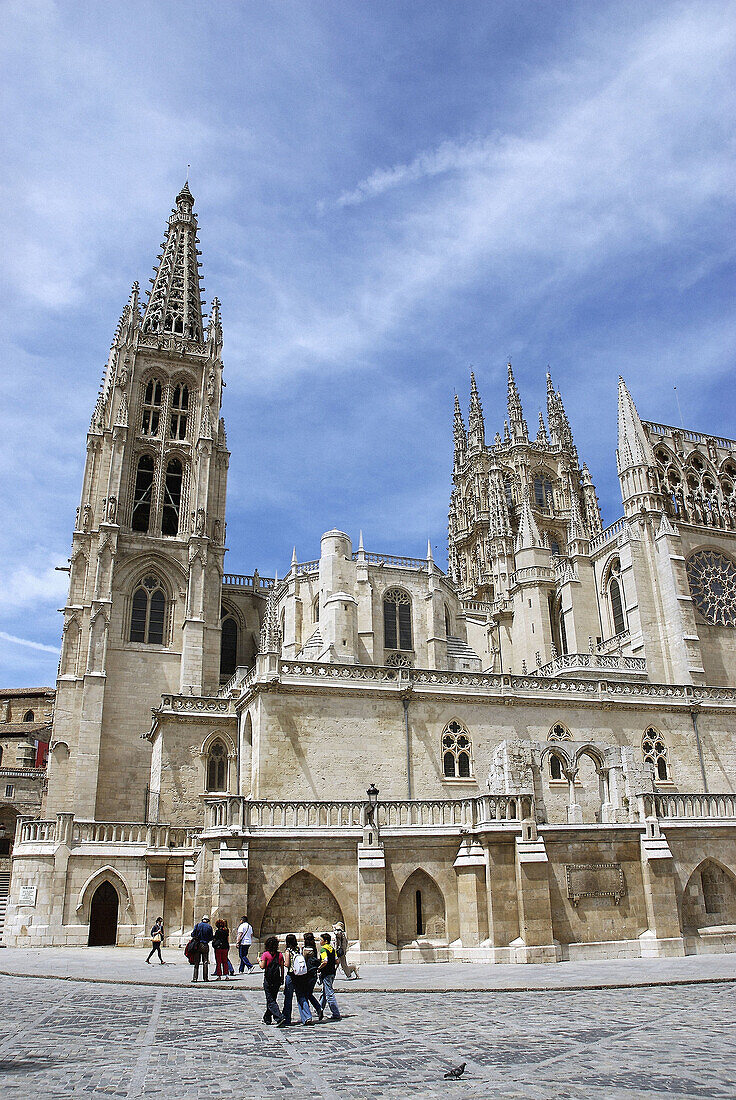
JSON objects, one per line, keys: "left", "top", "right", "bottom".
{"left": 6, "top": 187, "right": 736, "bottom": 964}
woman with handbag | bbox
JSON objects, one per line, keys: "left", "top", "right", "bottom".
{"left": 146, "top": 917, "right": 165, "bottom": 965}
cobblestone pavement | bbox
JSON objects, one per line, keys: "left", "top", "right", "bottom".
{"left": 0, "top": 975, "right": 733, "bottom": 1098}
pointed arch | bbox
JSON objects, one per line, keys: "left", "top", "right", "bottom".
{"left": 383, "top": 587, "right": 413, "bottom": 653}
{"left": 397, "top": 868, "right": 447, "bottom": 944}
{"left": 259, "top": 870, "right": 344, "bottom": 939}
{"left": 75, "top": 865, "right": 135, "bottom": 923}
{"left": 682, "top": 859, "right": 736, "bottom": 932}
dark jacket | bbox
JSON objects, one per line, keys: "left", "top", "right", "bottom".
{"left": 192, "top": 921, "right": 214, "bottom": 944}
{"left": 212, "top": 927, "right": 229, "bottom": 950}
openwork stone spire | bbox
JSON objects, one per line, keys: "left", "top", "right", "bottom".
{"left": 142, "top": 183, "right": 204, "bottom": 343}
{"left": 507, "top": 362, "right": 528, "bottom": 441}
{"left": 259, "top": 579, "right": 281, "bottom": 654}
{"left": 468, "top": 372, "right": 485, "bottom": 450}
{"left": 453, "top": 394, "right": 467, "bottom": 469}
{"left": 515, "top": 486, "right": 541, "bottom": 550}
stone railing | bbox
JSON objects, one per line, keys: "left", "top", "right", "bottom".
{"left": 643, "top": 793, "right": 736, "bottom": 821}
{"left": 15, "top": 817, "right": 201, "bottom": 849}
{"left": 595, "top": 630, "right": 630, "bottom": 655}
{"left": 460, "top": 600, "right": 494, "bottom": 615}
{"left": 643, "top": 421, "right": 736, "bottom": 451}
{"left": 533, "top": 653, "right": 646, "bottom": 678}
{"left": 293, "top": 560, "right": 319, "bottom": 576}
{"left": 510, "top": 565, "right": 554, "bottom": 586}
{"left": 589, "top": 517, "right": 627, "bottom": 553}
{"left": 354, "top": 551, "right": 435, "bottom": 571}
{"left": 159, "top": 695, "right": 233, "bottom": 715}
{"left": 16, "top": 819, "right": 55, "bottom": 843}
{"left": 222, "top": 573, "right": 275, "bottom": 591}
{"left": 204, "top": 793, "right": 532, "bottom": 833}
{"left": 279, "top": 661, "right": 403, "bottom": 684}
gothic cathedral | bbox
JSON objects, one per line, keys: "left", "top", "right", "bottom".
{"left": 7, "top": 188, "right": 736, "bottom": 963}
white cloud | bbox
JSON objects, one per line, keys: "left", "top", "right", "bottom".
{"left": 0, "top": 560, "right": 69, "bottom": 613}
{"left": 0, "top": 631, "right": 59, "bottom": 655}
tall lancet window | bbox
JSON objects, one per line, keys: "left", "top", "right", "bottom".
{"left": 141, "top": 379, "right": 162, "bottom": 435}
{"left": 129, "top": 576, "right": 166, "bottom": 645}
{"left": 170, "top": 384, "right": 189, "bottom": 440}
{"left": 161, "top": 459, "right": 183, "bottom": 536}
{"left": 131, "top": 455, "right": 155, "bottom": 533}
{"left": 384, "top": 589, "right": 412, "bottom": 652}
{"left": 608, "top": 559, "right": 626, "bottom": 636}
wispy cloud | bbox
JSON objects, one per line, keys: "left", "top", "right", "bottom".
{"left": 0, "top": 631, "right": 59, "bottom": 655}
{"left": 0, "top": 560, "right": 69, "bottom": 613}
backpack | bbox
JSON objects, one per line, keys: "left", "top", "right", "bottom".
{"left": 306, "top": 949, "right": 319, "bottom": 976}
{"left": 265, "top": 952, "right": 282, "bottom": 987}
{"left": 293, "top": 952, "right": 307, "bottom": 977}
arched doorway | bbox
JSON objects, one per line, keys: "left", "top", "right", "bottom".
{"left": 397, "top": 869, "right": 446, "bottom": 945}
{"left": 682, "top": 860, "right": 736, "bottom": 933}
{"left": 259, "top": 870, "right": 343, "bottom": 939}
{"left": 88, "top": 881, "right": 119, "bottom": 946}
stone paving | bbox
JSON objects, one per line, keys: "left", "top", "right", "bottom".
{"left": 3, "top": 946, "right": 736, "bottom": 990}
{"left": 0, "top": 972, "right": 733, "bottom": 1098}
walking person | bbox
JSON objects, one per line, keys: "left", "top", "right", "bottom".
{"left": 332, "top": 921, "right": 359, "bottom": 979}
{"left": 258, "top": 935, "right": 286, "bottom": 1026}
{"left": 190, "top": 915, "right": 214, "bottom": 983}
{"left": 212, "top": 918, "right": 231, "bottom": 980}
{"left": 146, "top": 916, "right": 165, "bottom": 965}
{"left": 236, "top": 915, "right": 255, "bottom": 973}
{"left": 294, "top": 931, "right": 323, "bottom": 1025}
{"left": 281, "top": 933, "right": 299, "bottom": 1025}
{"left": 317, "top": 932, "right": 341, "bottom": 1021}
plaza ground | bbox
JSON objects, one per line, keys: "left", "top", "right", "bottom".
{"left": 0, "top": 954, "right": 734, "bottom": 1098}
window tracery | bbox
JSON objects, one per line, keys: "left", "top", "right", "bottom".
{"left": 548, "top": 723, "right": 571, "bottom": 780}
{"left": 131, "top": 455, "right": 155, "bottom": 533}
{"left": 129, "top": 575, "right": 167, "bottom": 645}
{"left": 161, "top": 458, "right": 183, "bottom": 536}
{"left": 442, "top": 720, "right": 472, "bottom": 778}
{"left": 141, "top": 379, "right": 162, "bottom": 435}
{"left": 206, "top": 740, "right": 227, "bottom": 791}
{"left": 642, "top": 727, "right": 669, "bottom": 782}
{"left": 686, "top": 549, "right": 736, "bottom": 626}
{"left": 169, "top": 384, "right": 189, "bottom": 440}
{"left": 607, "top": 558, "right": 626, "bottom": 636}
{"left": 386, "top": 652, "right": 412, "bottom": 668}
{"left": 220, "top": 615, "right": 238, "bottom": 678}
{"left": 384, "top": 589, "right": 412, "bottom": 652}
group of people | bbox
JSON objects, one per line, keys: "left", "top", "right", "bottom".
{"left": 172, "top": 915, "right": 358, "bottom": 1023}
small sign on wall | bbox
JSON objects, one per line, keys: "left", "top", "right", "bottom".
{"left": 18, "top": 885, "right": 37, "bottom": 906}
{"left": 565, "top": 863, "right": 625, "bottom": 906}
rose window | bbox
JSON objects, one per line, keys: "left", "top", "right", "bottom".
{"left": 686, "top": 550, "right": 736, "bottom": 626}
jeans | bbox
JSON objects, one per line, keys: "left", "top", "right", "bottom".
{"left": 214, "top": 948, "right": 229, "bottom": 976}
{"left": 263, "top": 981, "right": 283, "bottom": 1023}
{"left": 238, "top": 943, "right": 254, "bottom": 972}
{"left": 294, "top": 977, "right": 323, "bottom": 1023}
{"left": 319, "top": 972, "right": 340, "bottom": 1018}
{"left": 192, "top": 945, "right": 209, "bottom": 981}
{"left": 283, "top": 973, "right": 295, "bottom": 1023}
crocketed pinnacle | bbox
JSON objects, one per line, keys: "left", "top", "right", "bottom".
{"left": 206, "top": 296, "right": 222, "bottom": 355}
{"left": 453, "top": 394, "right": 467, "bottom": 463}
{"left": 515, "top": 486, "right": 541, "bottom": 550}
{"left": 537, "top": 411, "right": 549, "bottom": 443}
{"left": 142, "top": 184, "right": 204, "bottom": 343}
{"left": 617, "top": 376, "right": 654, "bottom": 473}
{"left": 259, "top": 579, "right": 281, "bottom": 654}
{"left": 507, "top": 361, "right": 528, "bottom": 441}
{"left": 468, "top": 372, "right": 485, "bottom": 449}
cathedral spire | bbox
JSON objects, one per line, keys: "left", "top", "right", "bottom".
{"left": 453, "top": 393, "right": 467, "bottom": 469}
{"left": 260, "top": 578, "right": 281, "bottom": 654}
{"left": 617, "top": 376, "right": 654, "bottom": 472}
{"left": 206, "top": 296, "right": 222, "bottom": 357}
{"left": 537, "top": 411, "right": 549, "bottom": 443}
{"left": 142, "top": 183, "right": 205, "bottom": 344}
{"left": 546, "top": 369, "right": 562, "bottom": 443}
{"left": 468, "top": 371, "right": 485, "bottom": 450}
{"left": 507, "top": 361, "right": 528, "bottom": 441}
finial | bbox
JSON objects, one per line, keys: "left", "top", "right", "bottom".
{"left": 427, "top": 539, "right": 434, "bottom": 562}
{"left": 291, "top": 547, "right": 298, "bottom": 568}
{"left": 358, "top": 529, "right": 364, "bottom": 552}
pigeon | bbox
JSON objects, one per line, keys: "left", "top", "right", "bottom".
{"left": 444, "top": 1063, "right": 466, "bottom": 1079}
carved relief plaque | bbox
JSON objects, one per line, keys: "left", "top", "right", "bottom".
{"left": 565, "top": 863, "right": 625, "bottom": 906}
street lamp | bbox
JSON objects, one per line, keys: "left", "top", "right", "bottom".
{"left": 366, "top": 783, "right": 379, "bottom": 827}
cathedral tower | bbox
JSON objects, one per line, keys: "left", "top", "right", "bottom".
{"left": 46, "top": 185, "right": 230, "bottom": 820}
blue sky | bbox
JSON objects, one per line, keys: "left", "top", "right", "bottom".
{"left": 1, "top": 0, "right": 735, "bottom": 687}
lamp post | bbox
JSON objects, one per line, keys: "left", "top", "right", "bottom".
{"left": 366, "top": 783, "right": 379, "bottom": 828}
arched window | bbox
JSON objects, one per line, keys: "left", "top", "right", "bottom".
{"left": 161, "top": 459, "right": 183, "bottom": 536}
{"left": 131, "top": 455, "right": 155, "bottom": 533}
{"left": 141, "top": 379, "right": 162, "bottom": 435}
{"left": 442, "top": 720, "right": 473, "bottom": 778}
{"left": 384, "top": 589, "right": 412, "bottom": 652}
{"left": 170, "top": 384, "right": 189, "bottom": 440}
{"left": 444, "top": 606, "right": 451, "bottom": 636}
{"left": 313, "top": 596, "right": 320, "bottom": 624}
{"left": 23, "top": 710, "right": 34, "bottom": 722}
{"left": 220, "top": 616, "right": 238, "bottom": 678}
{"left": 607, "top": 559, "right": 626, "bottom": 635}
{"left": 643, "top": 727, "right": 669, "bottom": 782}
{"left": 548, "top": 723, "right": 571, "bottom": 781}
{"left": 415, "top": 890, "right": 423, "bottom": 936}
{"left": 206, "top": 740, "right": 228, "bottom": 791}
{"left": 129, "top": 576, "right": 166, "bottom": 645}
{"left": 534, "top": 475, "right": 553, "bottom": 510}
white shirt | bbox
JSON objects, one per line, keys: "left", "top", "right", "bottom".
{"left": 236, "top": 921, "right": 253, "bottom": 945}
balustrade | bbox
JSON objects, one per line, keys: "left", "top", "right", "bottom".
{"left": 644, "top": 793, "right": 736, "bottom": 820}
